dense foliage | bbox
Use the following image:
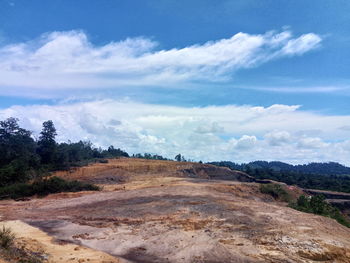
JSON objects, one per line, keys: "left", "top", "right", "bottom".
{"left": 209, "top": 161, "right": 350, "bottom": 193}
{"left": 0, "top": 176, "right": 99, "bottom": 200}
{"left": 249, "top": 161, "right": 350, "bottom": 175}
{"left": 209, "top": 160, "right": 350, "bottom": 175}
{"left": 132, "top": 153, "right": 170, "bottom": 160}
{"left": 0, "top": 117, "right": 129, "bottom": 187}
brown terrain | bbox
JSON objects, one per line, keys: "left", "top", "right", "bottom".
{"left": 1, "top": 158, "right": 350, "bottom": 263}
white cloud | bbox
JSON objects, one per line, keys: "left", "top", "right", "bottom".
{"left": 339, "top": 125, "right": 350, "bottom": 131}
{"left": 1, "top": 99, "right": 350, "bottom": 165}
{"left": 0, "top": 30, "right": 321, "bottom": 97}
{"left": 234, "top": 135, "right": 257, "bottom": 150}
{"left": 280, "top": 33, "right": 322, "bottom": 55}
{"left": 195, "top": 122, "right": 224, "bottom": 134}
{"left": 297, "top": 137, "right": 329, "bottom": 149}
{"left": 264, "top": 131, "right": 291, "bottom": 146}
{"left": 255, "top": 86, "right": 348, "bottom": 93}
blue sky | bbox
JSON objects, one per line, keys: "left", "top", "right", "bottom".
{"left": 0, "top": 0, "right": 349, "bottom": 164}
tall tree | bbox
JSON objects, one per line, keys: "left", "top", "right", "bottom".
{"left": 175, "top": 154, "right": 182, "bottom": 162}
{"left": 0, "top": 118, "right": 39, "bottom": 185}
{"left": 37, "top": 120, "right": 57, "bottom": 165}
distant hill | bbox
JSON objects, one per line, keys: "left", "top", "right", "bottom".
{"left": 208, "top": 161, "right": 350, "bottom": 176}
{"left": 208, "top": 160, "right": 350, "bottom": 193}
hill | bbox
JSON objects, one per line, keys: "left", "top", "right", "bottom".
{"left": 209, "top": 161, "right": 350, "bottom": 176}
{"left": 0, "top": 158, "right": 350, "bottom": 262}
{"left": 209, "top": 161, "right": 350, "bottom": 193}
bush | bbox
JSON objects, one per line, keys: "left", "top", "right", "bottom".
{"left": 0, "top": 225, "right": 44, "bottom": 263}
{"left": 0, "top": 177, "right": 99, "bottom": 200}
{"left": 0, "top": 226, "right": 15, "bottom": 249}
{"left": 260, "top": 183, "right": 291, "bottom": 202}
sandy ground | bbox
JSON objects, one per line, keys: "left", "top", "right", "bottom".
{"left": 0, "top": 158, "right": 350, "bottom": 262}
{"left": 0, "top": 220, "right": 129, "bottom": 263}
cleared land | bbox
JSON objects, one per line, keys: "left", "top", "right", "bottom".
{"left": 0, "top": 158, "right": 350, "bottom": 262}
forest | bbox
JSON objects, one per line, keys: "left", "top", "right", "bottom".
{"left": 0, "top": 117, "right": 129, "bottom": 198}
{"left": 209, "top": 161, "right": 350, "bottom": 193}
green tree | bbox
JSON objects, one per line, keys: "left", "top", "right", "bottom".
{"left": 0, "top": 118, "right": 39, "bottom": 185}
{"left": 297, "top": 195, "right": 309, "bottom": 208}
{"left": 309, "top": 195, "right": 327, "bottom": 214}
{"left": 37, "top": 120, "right": 57, "bottom": 165}
{"left": 175, "top": 154, "right": 182, "bottom": 162}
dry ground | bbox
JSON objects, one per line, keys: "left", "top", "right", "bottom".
{"left": 0, "top": 158, "right": 350, "bottom": 262}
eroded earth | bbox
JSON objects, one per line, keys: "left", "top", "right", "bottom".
{"left": 1, "top": 158, "right": 350, "bottom": 262}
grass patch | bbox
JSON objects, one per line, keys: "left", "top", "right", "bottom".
{"left": 259, "top": 183, "right": 291, "bottom": 202}
{"left": 0, "top": 176, "right": 99, "bottom": 200}
{"left": 0, "top": 226, "right": 45, "bottom": 263}
{"left": 290, "top": 195, "right": 350, "bottom": 228}
{"left": 0, "top": 226, "right": 15, "bottom": 249}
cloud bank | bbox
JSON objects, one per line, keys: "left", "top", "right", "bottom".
{"left": 1, "top": 100, "right": 349, "bottom": 165}
{"left": 0, "top": 30, "right": 321, "bottom": 97}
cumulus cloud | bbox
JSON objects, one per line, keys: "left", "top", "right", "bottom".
{"left": 1, "top": 99, "right": 350, "bottom": 165}
{"left": 195, "top": 122, "right": 224, "bottom": 134}
{"left": 0, "top": 30, "right": 321, "bottom": 97}
{"left": 297, "top": 137, "right": 329, "bottom": 149}
{"left": 264, "top": 131, "right": 291, "bottom": 146}
{"left": 234, "top": 135, "right": 257, "bottom": 150}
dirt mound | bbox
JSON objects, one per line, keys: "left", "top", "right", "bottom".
{"left": 0, "top": 159, "right": 349, "bottom": 262}
{"left": 52, "top": 158, "right": 253, "bottom": 185}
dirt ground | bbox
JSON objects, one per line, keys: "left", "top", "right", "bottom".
{"left": 0, "top": 220, "right": 127, "bottom": 263}
{"left": 0, "top": 158, "right": 350, "bottom": 262}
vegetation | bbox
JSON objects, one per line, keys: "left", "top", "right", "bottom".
{"left": 174, "top": 154, "right": 195, "bottom": 162}
{"left": 0, "top": 226, "right": 15, "bottom": 249}
{"left": 0, "top": 177, "right": 99, "bottom": 200}
{"left": 0, "top": 117, "right": 129, "bottom": 199}
{"left": 259, "top": 183, "right": 350, "bottom": 228}
{"left": 209, "top": 160, "right": 350, "bottom": 176}
{"left": 0, "top": 226, "right": 44, "bottom": 263}
{"left": 290, "top": 195, "right": 350, "bottom": 228}
{"left": 259, "top": 183, "right": 291, "bottom": 202}
{"left": 209, "top": 161, "right": 350, "bottom": 193}
{"left": 132, "top": 153, "right": 170, "bottom": 160}
{"left": 0, "top": 117, "right": 40, "bottom": 186}
{"left": 0, "top": 117, "right": 128, "bottom": 185}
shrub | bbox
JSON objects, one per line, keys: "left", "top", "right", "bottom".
{"left": 0, "top": 226, "right": 15, "bottom": 249}
{"left": 0, "top": 176, "right": 99, "bottom": 200}
{"left": 290, "top": 194, "right": 350, "bottom": 228}
{"left": 0, "top": 225, "right": 44, "bottom": 263}
{"left": 260, "top": 183, "right": 291, "bottom": 202}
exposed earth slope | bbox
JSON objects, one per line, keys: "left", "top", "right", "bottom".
{"left": 0, "top": 158, "right": 350, "bottom": 262}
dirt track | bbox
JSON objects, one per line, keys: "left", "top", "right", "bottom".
{"left": 1, "top": 159, "right": 350, "bottom": 262}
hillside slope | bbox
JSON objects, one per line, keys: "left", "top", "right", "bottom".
{"left": 0, "top": 158, "right": 349, "bottom": 263}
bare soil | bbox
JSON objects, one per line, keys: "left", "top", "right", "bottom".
{"left": 0, "top": 158, "right": 349, "bottom": 262}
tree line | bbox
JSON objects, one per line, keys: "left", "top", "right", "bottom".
{"left": 209, "top": 161, "right": 350, "bottom": 193}
{"left": 0, "top": 117, "right": 128, "bottom": 187}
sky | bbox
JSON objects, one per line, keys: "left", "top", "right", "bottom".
{"left": 0, "top": 0, "right": 349, "bottom": 164}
